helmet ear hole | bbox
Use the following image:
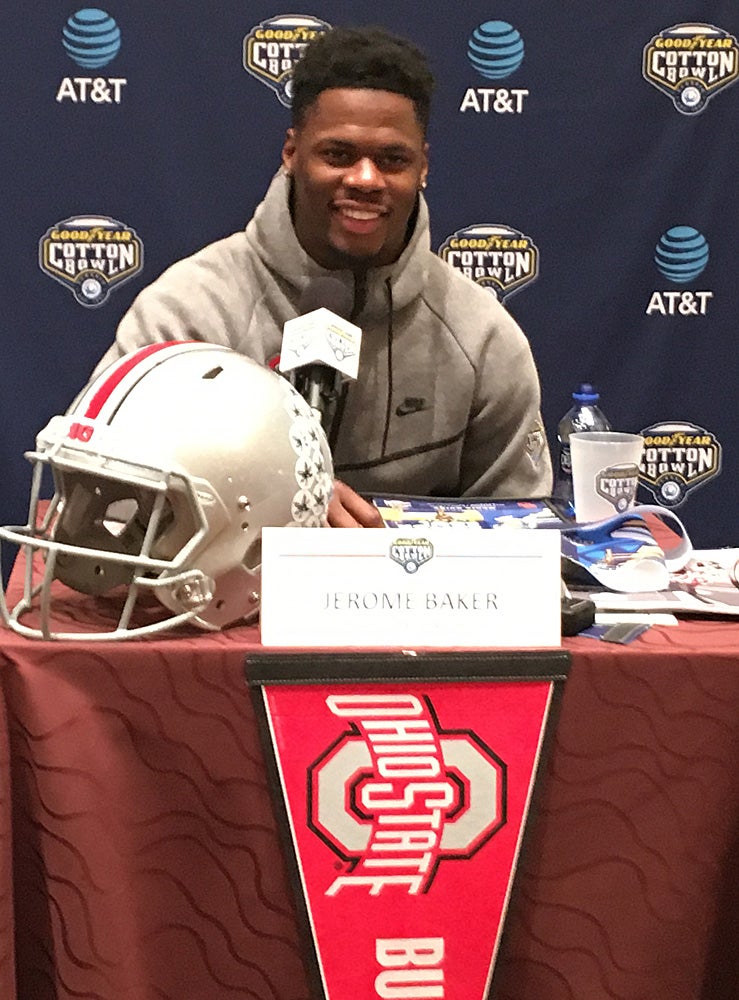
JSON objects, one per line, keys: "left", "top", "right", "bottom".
{"left": 242, "top": 536, "right": 262, "bottom": 573}
{"left": 103, "top": 497, "right": 139, "bottom": 538}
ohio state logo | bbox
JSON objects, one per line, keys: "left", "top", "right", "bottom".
{"left": 308, "top": 693, "right": 507, "bottom": 895}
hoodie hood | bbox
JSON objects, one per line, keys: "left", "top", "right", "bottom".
{"left": 246, "top": 169, "right": 431, "bottom": 321}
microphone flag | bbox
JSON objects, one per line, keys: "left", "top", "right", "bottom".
{"left": 279, "top": 278, "right": 362, "bottom": 382}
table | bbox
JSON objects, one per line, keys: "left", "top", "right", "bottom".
{"left": 1, "top": 593, "right": 738, "bottom": 999}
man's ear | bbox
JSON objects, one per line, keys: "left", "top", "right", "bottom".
{"left": 282, "top": 128, "right": 296, "bottom": 173}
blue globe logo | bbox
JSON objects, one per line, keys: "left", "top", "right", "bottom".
{"left": 62, "top": 9, "right": 121, "bottom": 69}
{"left": 467, "top": 21, "right": 524, "bottom": 80}
{"left": 654, "top": 227, "right": 709, "bottom": 283}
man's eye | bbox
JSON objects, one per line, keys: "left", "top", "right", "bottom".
{"left": 377, "top": 153, "right": 410, "bottom": 171}
{"left": 324, "top": 149, "right": 353, "bottom": 166}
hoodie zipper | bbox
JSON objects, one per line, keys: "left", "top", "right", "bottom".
{"left": 330, "top": 274, "right": 394, "bottom": 458}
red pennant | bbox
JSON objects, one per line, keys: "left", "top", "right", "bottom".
{"left": 259, "top": 678, "right": 555, "bottom": 999}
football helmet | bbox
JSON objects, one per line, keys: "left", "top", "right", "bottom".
{"left": 0, "top": 341, "right": 334, "bottom": 640}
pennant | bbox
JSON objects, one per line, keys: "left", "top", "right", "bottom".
{"left": 248, "top": 652, "right": 569, "bottom": 1000}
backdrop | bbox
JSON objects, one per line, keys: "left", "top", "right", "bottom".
{"left": 1, "top": 3, "right": 736, "bottom": 550}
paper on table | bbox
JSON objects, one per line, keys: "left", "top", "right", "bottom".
{"left": 595, "top": 612, "right": 679, "bottom": 626}
{"left": 573, "top": 548, "right": 739, "bottom": 616}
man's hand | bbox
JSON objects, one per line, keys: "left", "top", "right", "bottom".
{"left": 327, "top": 479, "right": 384, "bottom": 527}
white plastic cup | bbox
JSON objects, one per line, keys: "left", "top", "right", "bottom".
{"left": 570, "top": 431, "right": 644, "bottom": 522}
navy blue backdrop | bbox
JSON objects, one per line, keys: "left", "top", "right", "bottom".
{"left": 1, "top": 3, "right": 736, "bottom": 550}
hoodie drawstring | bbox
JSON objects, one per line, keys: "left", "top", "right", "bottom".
{"left": 381, "top": 277, "right": 394, "bottom": 457}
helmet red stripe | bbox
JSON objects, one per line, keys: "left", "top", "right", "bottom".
{"left": 83, "top": 342, "right": 187, "bottom": 419}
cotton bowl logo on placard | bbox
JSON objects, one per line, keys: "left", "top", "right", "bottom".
{"left": 654, "top": 227, "right": 709, "bottom": 283}
{"left": 439, "top": 224, "right": 539, "bottom": 302}
{"left": 309, "top": 693, "right": 506, "bottom": 896}
{"left": 39, "top": 216, "right": 143, "bottom": 307}
{"left": 643, "top": 23, "right": 738, "bottom": 114}
{"left": 62, "top": 8, "right": 121, "bottom": 68}
{"left": 389, "top": 538, "right": 433, "bottom": 574}
{"left": 640, "top": 421, "right": 722, "bottom": 506}
{"left": 243, "top": 13, "right": 331, "bottom": 107}
{"left": 468, "top": 21, "right": 524, "bottom": 79}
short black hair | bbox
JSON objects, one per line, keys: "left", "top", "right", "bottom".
{"left": 291, "top": 26, "right": 435, "bottom": 134}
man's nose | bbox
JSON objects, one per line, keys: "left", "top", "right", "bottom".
{"left": 345, "top": 156, "right": 384, "bottom": 189}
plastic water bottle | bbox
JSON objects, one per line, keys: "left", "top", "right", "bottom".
{"left": 554, "top": 383, "right": 611, "bottom": 509}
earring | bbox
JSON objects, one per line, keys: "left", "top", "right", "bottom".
{"left": 420, "top": 179, "right": 428, "bottom": 190}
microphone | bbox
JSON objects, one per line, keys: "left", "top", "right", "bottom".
{"left": 279, "top": 278, "right": 362, "bottom": 440}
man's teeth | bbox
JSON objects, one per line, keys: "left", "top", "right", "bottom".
{"left": 342, "top": 208, "right": 381, "bottom": 220}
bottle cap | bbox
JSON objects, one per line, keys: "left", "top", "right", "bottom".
{"left": 572, "top": 383, "right": 599, "bottom": 403}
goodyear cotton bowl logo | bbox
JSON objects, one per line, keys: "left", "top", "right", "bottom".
{"left": 439, "top": 224, "right": 539, "bottom": 302}
{"left": 643, "top": 23, "right": 738, "bottom": 114}
{"left": 326, "top": 327, "right": 357, "bottom": 363}
{"left": 595, "top": 464, "right": 640, "bottom": 513}
{"left": 309, "top": 694, "right": 506, "bottom": 896}
{"left": 57, "top": 9, "right": 127, "bottom": 104}
{"left": 39, "top": 216, "right": 143, "bottom": 307}
{"left": 640, "top": 421, "right": 722, "bottom": 506}
{"left": 389, "top": 538, "right": 433, "bottom": 574}
{"left": 243, "top": 14, "right": 331, "bottom": 107}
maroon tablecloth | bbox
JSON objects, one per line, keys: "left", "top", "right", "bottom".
{"left": 0, "top": 672, "right": 14, "bottom": 1000}
{"left": 1, "top": 607, "right": 738, "bottom": 999}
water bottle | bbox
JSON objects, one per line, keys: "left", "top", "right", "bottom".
{"left": 554, "top": 383, "right": 611, "bottom": 509}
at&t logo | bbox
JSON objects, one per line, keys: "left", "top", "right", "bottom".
{"left": 439, "top": 224, "right": 539, "bottom": 302}
{"left": 243, "top": 13, "right": 331, "bottom": 107}
{"left": 460, "top": 21, "right": 529, "bottom": 114}
{"left": 309, "top": 694, "right": 506, "bottom": 896}
{"left": 643, "top": 23, "right": 738, "bottom": 114}
{"left": 56, "top": 8, "right": 127, "bottom": 104}
{"left": 646, "top": 226, "right": 713, "bottom": 317}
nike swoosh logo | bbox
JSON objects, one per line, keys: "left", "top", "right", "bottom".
{"left": 396, "top": 397, "right": 430, "bottom": 417}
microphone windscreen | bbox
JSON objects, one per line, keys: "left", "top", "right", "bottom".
{"left": 298, "top": 277, "right": 353, "bottom": 320}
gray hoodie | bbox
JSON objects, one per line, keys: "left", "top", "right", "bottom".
{"left": 96, "top": 170, "right": 552, "bottom": 499}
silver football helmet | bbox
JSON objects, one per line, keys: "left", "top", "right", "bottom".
{"left": 0, "top": 341, "right": 334, "bottom": 639}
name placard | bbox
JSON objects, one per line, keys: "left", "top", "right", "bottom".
{"left": 260, "top": 528, "right": 561, "bottom": 648}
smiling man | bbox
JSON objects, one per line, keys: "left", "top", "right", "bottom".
{"left": 93, "top": 26, "right": 551, "bottom": 524}
{"left": 283, "top": 87, "right": 428, "bottom": 270}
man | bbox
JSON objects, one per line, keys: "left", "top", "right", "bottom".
{"left": 94, "top": 26, "right": 552, "bottom": 525}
